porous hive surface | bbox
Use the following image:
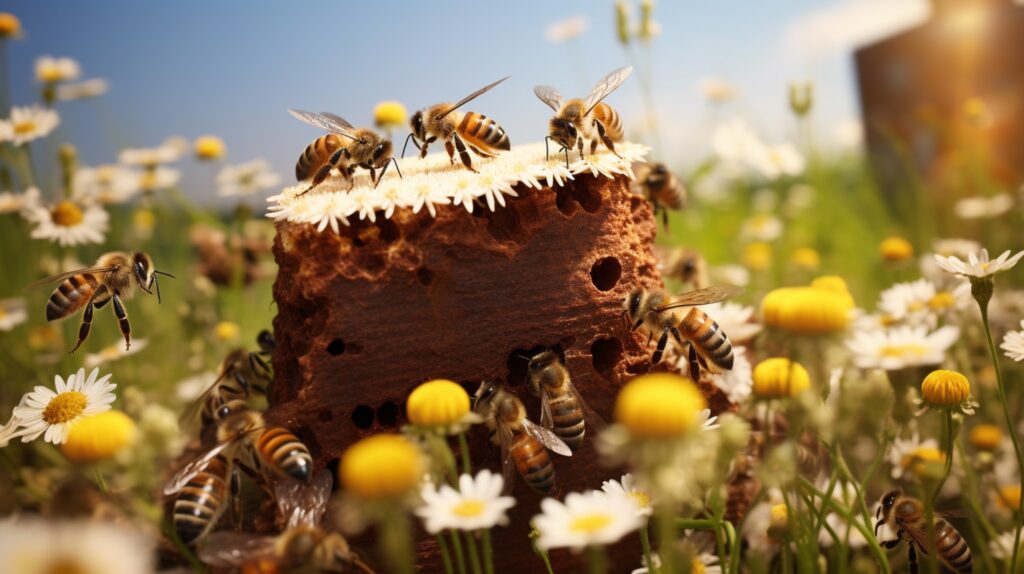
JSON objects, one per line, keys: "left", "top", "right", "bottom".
{"left": 267, "top": 142, "right": 663, "bottom": 571}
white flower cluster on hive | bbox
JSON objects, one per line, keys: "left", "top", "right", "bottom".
{"left": 266, "top": 141, "right": 649, "bottom": 233}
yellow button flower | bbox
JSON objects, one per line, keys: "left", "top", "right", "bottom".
{"left": 0, "top": 13, "right": 21, "bottom": 38}
{"left": 901, "top": 446, "right": 945, "bottom": 481}
{"left": 768, "top": 503, "right": 789, "bottom": 537}
{"left": 193, "top": 135, "right": 226, "bottom": 160}
{"left": 762, "top": 284, "right": 852, "bottom": 334}
{"left": 880, "top": 236, "right": 914, "bottom": 262}
{"left": 969, "top": 424, "right": 1002, "bottom": 452}
{"left": 374, "top": 101, "right": 407, "bottom": 131}
{"left": 742, "top": 242, "right": 772, "bottom": 271}
{"left": 614, "top": 373, "right": 706, "bottom": 438}
{"left": 921, "top": 369, "right": 970, "bottom": 408}
{"left": 752, "top": 358, "right": 810, "bottom": 399}
{"left": 214, "top": 321, "right": 240, "bottom": 342}
{"left": 60, "top": 411, "right": 138, "bottom": 463}
{"left": 999, "top": 485, "right": 1021, "bottom": 510}
{"left": 340, "top": 434, "right": 423, "bottom": 499}
{"left": 790, "top": 247, "right": 820, "bottom": 270}
{"left": 406, "top": 379, "right": 470, "bottom": 427}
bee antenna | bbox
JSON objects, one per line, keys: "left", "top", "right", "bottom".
{"left": 401, "top": 133, "right": 420, "bottom": 158}
{"left": 155, "top": 270, "right": 176, "bottom": 278}
{"left": 390, "top": 157, "right": 403, "bottom": 179}
{"left": 153, "top": 275, "right": 162, "bottom": 304}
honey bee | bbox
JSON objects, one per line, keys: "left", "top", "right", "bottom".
{"left": 634, "top": 162, "right": 687, "bottom": 225}
{"left": 201, "top": 472, "right": 377, "bottom": 573}
{"left": 662, "top": 247, "right": 708, "bottom": 291}
{"left": 289, "top": 109, "right": 400, "bottom": 194}
{"left": 27, "top": 251, "right": 174, "bottom": 353}
{"left": 526, "top": 350, "right": 605, "bottom": 451}
{"left": 534, "top": 66, "right": 633, "bottom": 168}
{"left": 165, "top": 401, "right": 314, "bottom": 544}
{"left": 622, "top": 284, "right": 743, "bottom": 367}
{"left": 403, "top": 76, "right": 511, "bottom": 171}
{"left": 181, "top": 347, "right": 272, "bottom": 431}
{"left": 472, "top": 381, "right": 571, "bottom": 493}
{"left": 875, "top": 490, "right": 972, "bottom": 573}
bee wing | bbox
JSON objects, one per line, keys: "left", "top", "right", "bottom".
{"left": 318, "top": 111, "right": 355, "bottom": 130}
{"left": 495, "top": 422, "right": 519, "bottom": 494}
{"left": 24, "top": 266, "right": 118, "bottom": 291}
{"left": 163, "top": 440, "right": 235, "bottom": 495}
{"left": 533, "top": 85, "right": 564, "bottom": 112}
{"left": 655, "top": 285, "right": 744, "bottom": 311}
{"left": 438, "top": 76, "right": 511, "bottom": 119}
{"left": 936, "top": 509, "right": 970, "bottom": 520}
{"left": 894, "top": 518, "right": 933, "bottom": 554}
{"left": 538, "top": 387, "right": 554, "bottom": 431}
{"left": 287, "top": 109, "right": 362, "bottom": 141}
{"left": 521, "top": 419, "right": 572, "bottom": 457}
{"left": 584, "top": 66, "right": 633, "bottom": 114}
{"left": 276, "top": 469, "right": 333, "bottom": 528}
{"left": 567, "top": 381, "right": 607, "bottom": 433}
{"left": 198, "top": 532, "right": 276, "bottom": 568}
{"left": 178, "top": 371, "right": 232, "bottom": 430}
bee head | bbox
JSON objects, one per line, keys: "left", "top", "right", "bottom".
{"left": 622, "top": 289, "right": 645, "bottom": 328}
{"left": 472, "top": 380, "right": 501, "bottom": 413}
{"left": 132, "top": 252, "right": 155, "bottom": 290}
{"left": 528, "top": 350, "right": 558, "bottom": 373}
{"left": 878, "top": 489, "right": 901, "bottom": 519}
{"left": 549, "top": 117, "right": 576, "bottom": 149}
{"left": 410, "top": 110, "right": 426, "bottom": 142}
{"left": 370, "top": 140, "right": 393, "bottom": 168}
{"left": 215, "top": 399, "right": 250, "bottom": 423}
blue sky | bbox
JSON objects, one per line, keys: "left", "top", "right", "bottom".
{"left": 5, "top": 0, "right": 932, "bottom": 201}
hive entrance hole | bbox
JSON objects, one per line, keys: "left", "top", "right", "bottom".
{"left": 590, "top": 337, "right": 624, "bottom": 378}
{"left": 590, "top": 257, "right": 622, "bottom": 291}
{"left": 327, "top": 339, "right": 346, "bottom": 355}
{"left": 351, "top": 405, "right": 374, "bottom": 429}
{"left": 377, "top": 402, "right": 400, "bottom": 428}
{"left": 506, "top": 344, "right": 567, "bottom": 387}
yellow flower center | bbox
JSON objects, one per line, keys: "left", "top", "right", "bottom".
{"left": 0, "top": 306, "right": 7, "bottom": 320}
{"left": 999, "top": 485, "right": 1021, "bottom": 510}
{"left": 50, "top": 201, "right": 84, "bottom": 227}
{"left": 928, "top": 292, "right": 956, "bottom": 311}
{"left": 452, "top": 499, "right": 486, "bottom": 518}
{"left": 980, "top": 262, "right": 990, "bottom": 271}
{"left": 45, "top": 557, "right": 88, "bottom": 574}
{"left": 42, "top": 391, "right": 88, "bottom": 424}
{"left": 0, "top": 13, "right": 21, "bottom": 38}
{"left": 691, "top": 559, "right": 707, "bottom": 574}
{"left": 907, "top": 301, "right": 925, "bottom": 312}
{"left": 921, "top": 369, "right": 970, "bottom": 407}
{"left": 879, "top": 344, "right": 928, "bottom": 358}
{"left": 140, "top": 170, "right": 158, "bottom": 190}
{"left": 901, "top": 446, "right": 944, "bottom": 470}
{"left": 629, "top": 490, "right": 651, "bottom": 509}
{"left": 13, "top": 119, "right": 37, "bottom": 135}
{"left": 569, "top": 513, "right": 613, "bottom": 534}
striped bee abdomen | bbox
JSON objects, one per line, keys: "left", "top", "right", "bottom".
{"left": 511, "top": 433, "right": 555, "bottom": 493}
{"left": 172, "top": 455, "right": 230, "bottom": 546}
{"left": 935, "top": 518, "right": 972, "bottom": 573}
{"left": 458, "top": 112, "right": 511, "bottom": 152}
{"left": 256, "top": 427, "right": 313, "bottom": 482}
{"left": 591, "top": 103, "right": 624, "bottom": 141}
{"left": 679, "top": 307, "right": 734, "bottom": 370}
{"left": 548, "top": 393, "right": 585, "bottom": 449}
{"left": 296, "top": 134, "right": 345, "bottom": 181}
{"left": 46, "top": 273, "right": 101, "bottom": 321}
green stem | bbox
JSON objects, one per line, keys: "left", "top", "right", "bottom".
{"left": 449, "top": 529, "right": 468, "bottom": 574}
{"left": 675, "top": 518, "right": 716, "bottom": 530}
{"left": 531, "top": 536, "right": 555, "bottom": 574}
{"left": 379, "top": 509, "right": 414, "bottom": 574}
{"left": 800, "top": 477, "right": 891, "bottom": 574}
{"left": 464, "top": 531, "right": 483, "bottom": 574}
{"left": 722, "top": 521, "right": 738, "bottom": 574}
{"left": 585, "top": 544, "right": 607, "bottom": 574}
{"left": 481, "top": 529, "right": 494, "bottom": 574}
{"left": 458, "top": 432, "right": 472, "bottom": 475}
{"left": 923, "top": 494, "right": 940, "bottom": 574}
{"left": 436, "top": 534, "right": 455, "bottom": 574}
{"left": 94, "top": 468, "right": 108, "bottom": 493}
{"left": 640, "top": 522, "right": 658, "bottom": 574}
{"left": 658, "top": 509, "right": 678, "bottom": 574}
{"left": 932, "top": 410, "right": 955, "bottom": 502}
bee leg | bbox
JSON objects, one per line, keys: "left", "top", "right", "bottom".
{"left": 687, "top": 344, "right": 701, "bottom": 382}
{"left": 651, "top": 328, "right": 670, "bottom": 364}
{"left": 230, "top": 465, "right": 242, "bottom": 532}
{"left": 564, "top": 146, "right": 570, "bottom": 169}
{"left": 908, "top": 542, "right": 919, "bottom": 574}
{"left": 369, "top": 166, "right": 377, "bottom": 184}
{"left": 111, "top": 291, "right": 131, "bottom": 351}
{"left": 300, "top": 148, "right": 350, "bottom": 196}
{"left": 452, "top": 133, "right": 477, "bottom": 172}
{"left": 881, "top": 539, "right": 900, "bottom": 549}
{"left": 576, "top": 135, "right": 585, "bottom": 159}
{"left": 469, "top": 144, "right": 495, "bottom": 158}
{"left": 544, "top": 136, "right": 552, "bottom": 161}
{"left": 70, "top": 287, "right": 106, "bottom": 354}
{"left": 670, "top": 326, "right": 685, "bottom": 346}
{"left": 593, "top": 119, "right": 622, "bottom": 158}
{"left": 420, "top": 136, "right": 436, "bottom": 159}
{"left": 444, "top": 139, "right": 456, "bottom": 165}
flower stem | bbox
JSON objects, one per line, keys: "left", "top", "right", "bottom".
{"left": 932, "top": 410, "right": 955, "bottom": 502}
{"left": 464, "top": 531, "right": 484, "bottom": 574}
{"left": 640, "top": 522, "right": 658, "bottom": 574}
{"left": 723, "top": 520, "right": 739, "bottom": 574}
{"left": 379, "top": 509, "right": 414, "bottom": 574}
{"left": 458, "top": 432, "right": 472, "bottom": 474}
{"left": 585, "top": 544, "right": 607, "bottom": 574}
{"left": 657, "top": 509, "right": 678, "bottom": 574}
{"left": 436, "top": 533, "right": 455, "bottom": 574}
{"left": 481, "top": 529, "right": 495, "bottom": 574}
{"left": 530, "top": 533, "right": 554, "bottom": 574}
{"left": 799, "top": 477, "right": 891, "bottom": 574}
{"left": 449, "top": 529, "right": 468, "bottom": 574}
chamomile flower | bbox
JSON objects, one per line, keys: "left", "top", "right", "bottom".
{"left": 0, "top": 297, "right": 28, "bottom": 331}
{"left": 933, "top": 238, "right": 981, "bottom": 258}
{"left": 546, "top": 15, "right": 588, "bottom": 43}
{"left": 408, "top": 180, "right": 451, "bottom": 217}
{"left": 138, "top": 166, "right": 181, "bottom": 192}
{"left": 83, "top": 339, "right": 147, "bottom": 369}
{"left": 846, "top": 325, "right": 959, "bottom": 370}
{"left": 888, "top": 433, "right": 940, "bottom": 480}
{"left": 877, "top": 278, "right": 970, "bottom": 326}
{"left": 0, "top": 186, "right": 39, "bottom": 213}
{"left": 600, "top": 473, "right": 653, "bottom": 518}
{"left": 698, "top": 77, "right": 737, "bottom": 103}
{"left": 632, "top": 552, "right": 722, "bottom": 574}
{"left": 73, "top": 164, "right": 142, "bottom": 205}
{"left": 0, "top": 517, "right": 155, "bottom": 574}
{"left": 35, "top": 56, "right": 80, "bottom": 83}
{"left": 24, "top": 197, "right": 109, "bottom": 246}
{"left": 55, "top": 78, "right": 109, "bottom": 101}
{"left": 954, "top": 193, "right": 1013, "bottom": 220}
{"left": 707, "top": 346, "right": 753, "bottom": 404}
{"left": 217, "top": 159, "right": 281, "bottom": 197}
{"left": 7, "top": 367, "right": 116, "bottom": 445}
{"left": 0, "top": 105, "right": 60, "bottom": 146}
{"left": 990, "top": 531, "right": 1024, "bottom": 561}
{"left": 741, "top": 214, "right": 783, "bottom": 242}
{"left": 415, "top": 470, "right": 515, "bottom": 533}
{"left": 1002, "top": 320, "right": 1024, "bottom": 362}
{"left": 118, "top": 138, "right": 183, "bottom": 167}
{"left": 934, "top": 248, "right": 1024, "bottom": 279}
{"left": 533, "top": 490, "right": 644, "bottom": 551}
{"left": 754, "top": 143, "right": 805, "bottom": 180}
{"left": 701, "top": 302, "right": 762, "bottom": 344}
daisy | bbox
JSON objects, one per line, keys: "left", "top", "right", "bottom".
{"left": 118, "top": 138, "right": 184, "bottom": 167}
{"left": 701, "top": 302, "right": 762, "bottom": 344}
{"left": 138, "top": 166, "right": 181, "bottom": 192}
{"left": 934, "top": 248, "right": 1024, "bottom": 279}
{"left": 73, "top": 164, "right": 142, "bottom": 205}
{"left": 0, "top": 517, "right": 154, "bottom": 574}
{"left": 954, "top": 193, "right": 1013, "bottom": 220}
{"left": 533, "top": 490, "right": 643, "bottom": 552}
{"left": 0, "top": 298, "right": 28, "bottom": 331}
{"left": 0, "top": 186, "right": 39, "bottom": 214}
{"left": 846, "top": 325, "right": 959, "bottom": 370}
{"left": 877, "top": 278, "right": 970, "bottom": 326}
{"left": 707, "top": 346, "right": 752, "bottom": 404}
{"left": 0, "top": 105, "right": 60, "bottom": 146}
{"left": 697, "top": 77, "right": 737, "bottom": 103}
{"left": 753, "top": 143, "right": 805, "bottom": 180}
{"left": 1002, "top": 320, "right": 1024, "bottom": 362}
{"left": 933, "top": 238, "right": 981, "bottom": 258}
{"left": 990, "top": 531, "right": 1022, "bottom": 562}
{"left": 888, "top": 433, "right": 940, "bottom": 480}
{"left": 23, "top": 197, "right": 109, "bottom": 246}
{"left": 546, "top": 15, "right": 588, "bottom": 43}
{"left": 632, "top": 551, "right": 722, "bottom": 574}
{"left": 216, "top": 158, "right": 281, "bottom": 197}
{"left": 84, "top": 339, "right": 147, "bottom": 369}
{"left": 476, "top": 173, "right": 518, "bottom": 211}
{"left": 697, "top": 408, "right": 720, "bottom": 431}
{"left": 450, "top": 173, "right": 486, "bottom": 213}
{"left": 7, "top": 367, "right": 116, "bottom": 444}
{"left": 35, "top": 56, "right": 81, "bottom": 83}
{"left": 349, "top": 187, "right": 380, "bottom": 222}
{"left": 540, "top": 160, "right": 574, "bottom": 188}
{"left": 55, "top": 78, "right": 109, "bottom": 101}
{"left": 741, "top": 213, "right": 783, "bottom": 242}
{"left": 415, "top": 470, "right": 515, "bottom": 533}
{"left": 600, "top": 473, "right": 653, "bottom": 518}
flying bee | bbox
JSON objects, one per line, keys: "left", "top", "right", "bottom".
{"left": 472, "top": 381, "right": 571, "bottom": 494}
{"left": 634, "top": 162, "right": 687, "bottom": 225}
{"left": 165, "top": 401, "right": 314, "bottom": 544}
{"left": 289, "top": 109, "right": 400, "bottom": 194}
{"left": 525, "top": 350, "right": 605, "bottom": 451}
{"left": 201, "top": 471, "right": 377, "bottom": 574}
{"left": 403, "top": 76, "right": 511, "bottom": 172}
{"left": 875, "top": 490, "right": 972, "bottom": 574}
{"left": 180, "top": 347, "right": 273, "bottom": 431}
{"left": 27, "top": 251, "right": 174, "bottom": 353}
{"left": 623, "top": 284, "right": 743, "bottom": 367}
{"left": 534, "top": 66, "right": 633, "bottom": 168}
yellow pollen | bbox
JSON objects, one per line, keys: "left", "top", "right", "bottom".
{"left": 928, "top": 292, "right": 955, "bottom": 310}
{"left": 50, "top": 201, "right": 84, "bottom": 227}
{"left": 452, "top": 499, "right": 486, "bottom": 518}
{"left": 907, "top": 301, "right": 924, "bottom": 312}
{"left": 140, "top": 171, "right": 158, "bottom": 190}
{"left": 13, "top": 119, "right": 37, "bottom": 135}
{"left": 880, "top": 344, "right": 928, "bottom": 358}
{"left": 45, "top": 557, "right": 88, "bottom": 574}
{"left": 629, "top": 490, "right": 651, "bottom": 509}
{"left": 41, "top": 391, "right": 87, "bottom": 424}
{"left": 569, "top": 513, "right": 613, "bottom": 534}
{"left": 980, "top": 262, "right": 990, "bottom": 271}
{"left": 691, "top": 559, "right": 707, "bottom": 574}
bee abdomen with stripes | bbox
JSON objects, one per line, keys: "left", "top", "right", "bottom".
{"left": 256, "top": 426, "right": 313, "bottom": 483}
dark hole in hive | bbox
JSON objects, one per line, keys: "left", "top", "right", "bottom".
{"left": 590, "top": 337, "right": 624, "bottom": 378}
{"left": 351, "top": 405, "right": 374, "bottom": 429}
{"left": 326, "top": 339, "right": 346, "bottom": 356}
{"left": 487, "top": 205, "right": 526, "bottom": 244}
{"left": 590, "top": 257, "right": 622, "bottom": 291}
{"left": 377, "top": 218, "right": 400, "bottom": 244}
{"left": 416, "top": 267, "right": 434, "bottom": 286}
{"left": 554, "top": 185, "right": 579, "bottom": 217}
{"left": 573, "top": 184, "right": 602, "bottom": 213}
{"left": 506, "top": 344, "right": 566, "bottom": 386}
{"left": 317, "top": 409, "right": 333, "bottom": 423}
{"left": 459, "top": 380, "right": 479, "bottom": 398}
{"left": 377, "top": 402, "right": 400, "bottom": 428}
